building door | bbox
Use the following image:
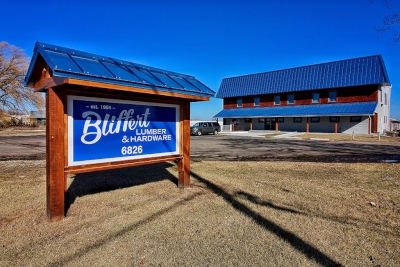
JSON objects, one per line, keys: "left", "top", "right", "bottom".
{"left": 264, "top": 118, "right": 276, "bottom": 130}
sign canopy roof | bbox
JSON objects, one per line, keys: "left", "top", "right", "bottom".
{"left": 25, "top": 42, "right": 215, "bottom": 101}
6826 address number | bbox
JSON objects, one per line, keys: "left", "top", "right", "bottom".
{"left": 121, "top": 145, "right": 143, "bottom": 155}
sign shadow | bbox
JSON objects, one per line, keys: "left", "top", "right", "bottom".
{"left": 65, "top": 162, "right": 178, "bottom": 215}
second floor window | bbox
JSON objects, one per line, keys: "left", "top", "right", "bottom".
{"left": 274, "top": 95, "right": 280, "bottom": 105}
{"left": 328, "top": 91, "right": 337, "bottom": 102}
{"left": 312, "top": 92, "right": 320, "bottom": 103}
{"left": 254, "top": 97, "right": 260, "bottom": 106}
{"left": 237, "top": 98, "right": 242, "bottom": 107}
{"left": 287, "top": 94, "right": 294, "bottom": 104}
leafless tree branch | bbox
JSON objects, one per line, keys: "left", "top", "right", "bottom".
{"left": 373, "top": 0, "right": 400, "bottom": 44}
{"left": 0, "top": 42, "right": 44, "bottom": 116}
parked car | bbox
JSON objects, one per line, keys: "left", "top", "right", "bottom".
{"left": 190, "top": 122, "right": 221, "bottom": 136}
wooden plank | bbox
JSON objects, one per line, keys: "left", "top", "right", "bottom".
{"left": 65, "top": 155, "right": 183, "bottom": 174}
{"left": 373, "top": 113, "right": 378, "bottom": 133}
{"left": 46, "top": 87, "right": 65, "bottom": 221}
{"left": 65, "top": 78, "right": 210, "bottom": 102}
{"left": 63, "top": 88, "right": 183, "bottom": 106}
{"left": 34, "top": 76, "right": 66, "bottom": 91}
{"left": 178, "top": 102, "right": 190, "bottom": 188}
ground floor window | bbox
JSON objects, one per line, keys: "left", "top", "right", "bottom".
{"left": 350, "top": 116, "right": 361, "bottom": 122}
{"left": 293, "top": 117, "right": 302, "bottom": 123}
{"left": 278, "top": 117, "right": 284, "bottom": 123}
{"left": 329, "top": 116, "right": 340, "bottom": 122}
{"left": 310, "top": 117, "right": 320, "bottom": 123}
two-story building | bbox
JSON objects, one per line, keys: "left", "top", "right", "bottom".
{"left": 214, "top": 55, "right": 392, "bottom": 134}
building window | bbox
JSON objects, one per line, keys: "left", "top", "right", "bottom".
{"left": 287, "top": 94, "right": 294, "bottom": 104}
{"left": 328, "top": 91, "right": 337, "bottom": 102}
{"left": 350, "top": 116, "right": 361, "bottom": 122}
{"left": 310, "top": 117, "right": 320, "bottom": 123}
{"left": 237, "top": 98, "right": 242, "bottom": 107}
{"left": 278, "top": 117, "right": 284, "bottom": 123}
{"left": 293, "top": 117, "right": 302, "bottom": 123}
{"left": 385, "top": 93, "right": 387, "bottom": 105}
{"left": 312, "top": 92, "right": 320, "bottom": 103}
{"left": 244, "top": 118, "right": 251, "bottom": 123}
{"left": 254, "top": 97, "right": 260, "bottom": 106}
{"left": 274, "top": 95, "right": 281, "bottom": 105}
{"left": 258, "top": 118, "right": 265, "bottom": 123}
{"left": 329, "top": 116, "right": 340, "bottom": 122}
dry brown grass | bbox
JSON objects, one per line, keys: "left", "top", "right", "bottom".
{"left": 1, "top": 159, "right": 399, "bottom": 266}
{"left": 284, "top": 133, "right": 400, "bottom": 142}
{"left": 0, "top": 126, "right": 46, "bottom": 136}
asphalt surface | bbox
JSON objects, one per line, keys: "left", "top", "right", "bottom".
{"left": 191, "top": 132, "right": 400, "bottom": 163}
{"left": 0, "top": 132, "right": 399, "bottom": 163}
{"left": 0, "top": 135, "right": 46, "bottom": 161}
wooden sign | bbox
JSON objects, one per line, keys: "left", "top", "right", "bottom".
{"left": 24, "top": 42, "right": 214, "bottom": 221}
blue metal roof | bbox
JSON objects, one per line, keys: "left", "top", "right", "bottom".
{"left": 216, "top": 55, "right": 390, "bottom": 98}
{"left": 214, "top": 101, "right": 378, "bottom": 118}
{"left": 25, "top": 42, "right": 215, "bottom": 98}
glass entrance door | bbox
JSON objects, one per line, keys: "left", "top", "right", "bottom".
{"left": 264, "top": 118, "right": 276, "bottom": 130}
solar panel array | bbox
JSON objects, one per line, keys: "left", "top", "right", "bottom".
{"left": 25, "top": 42, "right": 215, "bottom": 98}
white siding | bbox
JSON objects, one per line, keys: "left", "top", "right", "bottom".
{"left": 339, "top": 116, "right": 369, "bottom": 134}
{"left": 252, "top": 120, "right": 265, "bottom": 130}
{"left": 279, "top": 118, "right": 307, "bottom": 132}
{"left": 219, "top": 116, "right": 371, "bottom": 134}
{"left": 308, "top": 117, "right": 334, "bottom": 133}
{"left": 376, "top": 85, "right": 392, "bottom": 133}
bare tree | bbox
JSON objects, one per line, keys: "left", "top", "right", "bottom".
{"left": 0, "top": 42, "right": 44, "bottom": 116}
{"left": 372, "top": 0, "right": 400, "bottom": 44}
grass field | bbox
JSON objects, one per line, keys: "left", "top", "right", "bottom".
{"left": 1, "top": 158, "right": 399, "bottom": 266}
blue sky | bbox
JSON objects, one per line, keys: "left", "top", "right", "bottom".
{"left": 3, "top": 0, "right": 400, "bottom": 119}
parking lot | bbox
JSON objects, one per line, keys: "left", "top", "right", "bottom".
{"left": 190, "top": 134, "right": 400, "bottom": 163}
{"left": 1, "top": 132, "right": 399, "bottom": 163}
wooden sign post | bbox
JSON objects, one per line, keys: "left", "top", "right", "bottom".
{"left": 25, "top": 42, "right": 214, "bottom": 221}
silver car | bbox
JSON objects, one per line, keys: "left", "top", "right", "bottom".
{"left": 190, "top": 122, "right": 221, "bottom": 136}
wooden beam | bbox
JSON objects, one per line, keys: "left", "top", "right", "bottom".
{"left": 178, "top": 102, "right": 190, "bottom": 188}
{"left": 46, "top": 87, "right": 65, "bottom": 221}
{"left": 64, "top": 78, "right": 210, "bottom": 102}
{"left": 34, "top": 76, "right": 66, "bottom": 91}
{"left": 65, "top": 155, "right": 183, "bottom": 175}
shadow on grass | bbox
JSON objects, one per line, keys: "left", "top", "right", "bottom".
{"left": 191, "top": 170, "right": 343, "bottom": 267}
{"left": 51, "top": 192, "right": 205, "bottom": 267}
{"left": 60, "top": 161, "right": 342, "bottom": 266}
{"left": 235, "top": 191, "right": 303, "bottom": 214}
{"left": 65, "top": 162, "right": 177, "bottom": 216}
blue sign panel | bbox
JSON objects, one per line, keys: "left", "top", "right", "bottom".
{"left": 67, "top": 96, "right": 180, "bottom": 166}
